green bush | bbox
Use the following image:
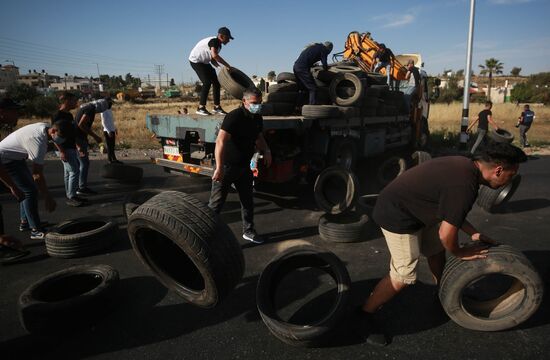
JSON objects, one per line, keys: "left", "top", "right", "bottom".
{"left": 25, "top": 95, "right": 59, "bottom": 118}
{"left": 511, "top": 72, "right": 550, "bottom": 104}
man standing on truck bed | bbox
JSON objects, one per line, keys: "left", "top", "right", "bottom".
{"left": 189, "top": 27, "right": 233, "bottom": 116}
{"left": 358, "top": 142, "right": 527, "bottom": 346}
{"left": 373, "top": 43, "right": 396, "bottom": 90}
{"left": 293, "top": 41, "right": 333, "bottom": 105}
{"left": 208, "top": 87, "right": 272, "bottom": 244}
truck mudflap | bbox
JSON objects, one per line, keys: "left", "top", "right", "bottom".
{"left": 152, "top": 158, "right": 214, "bottom": 177}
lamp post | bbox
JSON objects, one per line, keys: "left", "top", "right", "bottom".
{"left": 64, "top": 73, "right": 68, "bottom": 90}
{"left": 459, "top": 0, "right": 476, "bottom": 151}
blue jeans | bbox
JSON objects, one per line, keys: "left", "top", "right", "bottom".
{"left": 375, "top": 62, "right": 392, "bottom": 89}
{"left": 76, "top": 140, "right": 89, "bottom": 189}
{"left": 4, "top": 160, "right": 41, "bottom": 229}
{"left": 57, "top": 148, "right": 80, "bottom": 198}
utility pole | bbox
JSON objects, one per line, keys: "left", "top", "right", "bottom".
{"left": 154, "top": 64, "right": 164, "bottom": 88}
{"left": 460, "top": 0, "right": 476, "bottom": 151}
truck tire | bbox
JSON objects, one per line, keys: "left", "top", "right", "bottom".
{"left": 19, "top": 264, "right": 119, "bottom": 334}
{"left": 269, "top": 102, "right": 296, "bottom": 116}
{"left": 123, "top": 189, "right": 164, "bottom": 220}
{"left": 329, "top": 65, "right": 363, "bottom": 75}
{"left": 411, "top": 151, "right": 432, "bottom": 166}
{"left": 256, "top": 245, "right": 351, "bottom": 347}
{"left": 314, "top": 166, "right": 359, "bottom": 215}
{"left": 329, "top": 73, "right": 364, "bottom": 106}
{"left": 45, "top": 217, "right": 118, "bottom": 258}
{"left": 302, "top": 105, "right": 340, "bottom": 119}
{"left": 261, "top": 103, "right": 275, "bottom": 116}
{"left": 265, "top": 92, "right": 299, "bottom": 103}
{"left": 364, "top": 87, "right": 381, "bottom": 98}
{"left": 127, "top": 191, "right": 245, "bottom": 308}
{"left": 488, "top": 128, "right": 514, "bottom": 144}
{"left": 318, "top": 211, "right": 369, "bottom": 243}
{"left": 328, "top": 137, "right": 357, "bottom": 170}
{"left": 439, "top": 244, "right": 543, "bottom": 331}
{"left": 218, "top": 66, "right": 255, "bottom": 100}
{"left": 477, "top": 175, "right": 522, "bottom": 213}
{"left": 269, "top": 82, "right": 298, "bottom": 93}
{"left": 276, "top": 72, "right": 296, "bottom": 83}
{"left": 337, "top": 106, "right": 360, "bottom": 118}
{"left": 377, "top": 156, "right": 408, "bottom": 186}
{"left": 101, "top": 163, "right": 143, "bottom": 184}
{"left": 311, "top": 67, "right": 337, "bottom": 85}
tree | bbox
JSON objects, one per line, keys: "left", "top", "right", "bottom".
{"left": 267, "top": 71, "right": 276, "bottom": 81}
{"left": 170, "top": 78, "right": 175, "bottom": 87}
{"left": 510, "top": 67, "right": 522, "bottom": 77}
{"left": 479, "top": 58, "right": 504, "bottom": 100}
{"left": 456, "top": 69, "right": 464, "bottom": 78}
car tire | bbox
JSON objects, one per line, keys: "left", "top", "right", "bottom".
{"left": 329, "top": 73, "right": 364, "bottom": 106}
{"left": 19, "top": 264, "right": 119, "bottom": 334}
{"left": 488, "top": 128, "right": 514, "bottom": 143}
{"left": 314, "top": 166, "right": 359, "bottom": 215}
{"left": 276, "top": 72, "right": 296, "bottom": 83}
{"left": 439, "top": 244, "right": 543, "bottom": 331}
{"left": 318, "top": 211, "right": 369, "bottom": 243}
{"left": 123, "top": 188, "right": 165, "bottom": 220}
{"left": 328, "top": 137, "right": 357, "bottom": 170}
{"left": 302, "top": 105, "right": 341, "bottom": 119}
{"left": 127, "top": 191, "right": 245, "bottom": 308}
{"left": 218, "top": 66, "right": 256, "bottom": 100}
{"left": 377, "top": 156, "right": 408, "bottom": 186}
{"left": 256, "top": 245, "right": 351, "bottom": 347}
{"left": 268, "top": 82, "right": 299, "bottom": 93}
{"left": 411, "top": 151, "right": 432, "bottom": 166}
{"left": 477, "top": 175, "right": 522, "bottom": 213}
{"left": 45, "top": 217, "right": 118, "bottom": 258}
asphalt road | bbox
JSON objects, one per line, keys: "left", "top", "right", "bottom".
{"left": 1, "top": 156, "right": 549, "bottom": 360}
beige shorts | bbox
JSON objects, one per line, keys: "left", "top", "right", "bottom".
{"left": 381, "top": 223, "right": 444, "bottom": 284}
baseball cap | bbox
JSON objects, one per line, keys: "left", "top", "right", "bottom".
{"left": 218, "top": 27, "right": 234, "bottom": 40}
{"left": 0, "top": 98, "right": 24, "bottom": 110}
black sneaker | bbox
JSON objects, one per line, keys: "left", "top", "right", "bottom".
{"left": 76, "top": 187, "right": 98, "bottom": 196}
{"left": 72, "top": 195, "right": 90, "bottom": 203}
{"left": 196, "top": 107, "right": 211, "bottom": 116}
{"left": 30, "top": 229, "right": 46, "bottom": 240}
{"left": 0, "top": 244, "right": 30, "bottom": 264}
{"left": 66, "top": 197, "right": 85, "bottom": 207}
{"left": 357, "top": 308, "right": 389, "bottom": 346}
{"left": 242, "top": 229, "right": 265, "bottom": 244}
{"left": 212, "top": 106, "right": 228, "bottom": 115}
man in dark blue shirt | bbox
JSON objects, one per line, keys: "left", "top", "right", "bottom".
{"left": 293, "top": 42, "right": 333, "bottom": 105}
{"left": 517, "top": 104, "right": 535, "bottom": 147}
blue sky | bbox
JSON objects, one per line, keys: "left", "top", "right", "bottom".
{"left": 1, "top": 0, "right": 549, "bottom": 84}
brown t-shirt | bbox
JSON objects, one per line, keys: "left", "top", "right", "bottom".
{"left": 373, "top": 156, "right": 480, "bottom": 233}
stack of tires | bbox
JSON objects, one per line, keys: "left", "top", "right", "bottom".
{"left": 313, "top": 166, "right": 369, "bottom": 243}
{"left": 262, "top": 72, "right": 299, "bottom": 116}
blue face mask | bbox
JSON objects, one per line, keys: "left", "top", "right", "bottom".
{"left": 248, "top": 103, "right": 262, "bottom": 114}
{"left": 52, "top": 135, "right": 66, "bottom": 145}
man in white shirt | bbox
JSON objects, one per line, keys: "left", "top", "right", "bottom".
{"left": 100, "top": 108, "right": 121, "bottom": 164}
{"left": 0, "top": 121, "right": 64, "bottom": 239}
{"left": 189, "top": 27, "right": 233, "bottom": 116}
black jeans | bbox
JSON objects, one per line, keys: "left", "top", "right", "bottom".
{"left": 103, "top": 131, "right": 117, "bottom": 162}
{"left": 190, "top": 61, "right": 220, "bottom": 106}
{"left": 208, "top": 165, "right": 254, "bottom": 233}
{"left": 293, "top": 64, "right": 317, "bottom": 105}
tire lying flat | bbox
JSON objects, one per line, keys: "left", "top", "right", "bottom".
{"left": 45, "top": 217, "right": 118, "bottom": 258}
{"left": 127, "top": 191, "right": 245, "bottom": 308}
{"left": 123, "top": 188, "right": 165, "bottom": 220}
{"left": 318, "top": 211, "right": 369, "bottom": 243}
{"left": 439, "top": 244, "right": 543, "bottom": 331}
{"left": 19, "top": 264, "right": 119, "bottom": 334}
{"left": 256, "top": 245, "right": 351, "bottom": 347}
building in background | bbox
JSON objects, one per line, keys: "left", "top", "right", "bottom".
{"left": 0, "top": 64, "right": 20, "bottom": 90}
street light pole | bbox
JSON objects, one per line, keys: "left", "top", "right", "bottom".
{"left": 460, "top": 0, "right": 476, "bottom": 151}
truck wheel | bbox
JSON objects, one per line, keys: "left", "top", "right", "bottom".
{"left": 439, "top": 244, "right": 543, "bottom": 331}
{"left": 45, "top": 217, "right": 118, "bottom": 258}
{"left": 276, "top": 72, "right": 296, "bottom": 83}
{"left": 19, "top": 264, "right": 119, "bottom": 334}
{"left": 302, "top": 105, "right": 340, "bottom": 119}
{"left": 329, "top": 73, "right": 364, "bottom": 106}
{"left": 477, "top": 175, "right": 522, "bottom": 213}
{"left": 256, "top": 245, "right": 351, "bottom": 347}
{"left": 268, "top": 82, "right": 298, "bottom": 93}
{"left": 314, "top": 166, "right": 359, "bottom": 215}
{"left": 488, "top": 128, "right": 514, "bottom": 144}
{"left": 318, "top": 211, "right": 369, "bottom": 243}
{"left": 101, "top": 163, "right": 143, "bottom": 184}
{"left": 377, "top": 156, "right": 408, "bottom": 186}
{"left": 328, "top": 137, "right": 357, "bottom": 170}
{"left": 127, "top": 191, "right": 245, "bottom": 308}
{"left": 123, "top": 189, "right": 164, "bottom": 220}
{"left": 218, "top": 66, "right": 255, "bottom": 100}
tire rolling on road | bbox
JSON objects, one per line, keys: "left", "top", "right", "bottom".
{"left": 476, "top": 174, "right": 522, "bottom": 213}
{"left": 127, "top": 191, "right": 245, "bottom": 308}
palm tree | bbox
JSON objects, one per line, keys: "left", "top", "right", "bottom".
{"left": 479, "top": 58, "right": 504, "bottom": 100}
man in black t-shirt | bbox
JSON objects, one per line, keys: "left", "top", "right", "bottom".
{"left": 52, "top": 92, "right": 88, "bottom": 207}
{"left": 208, "top": 88, "right": 272, "bottom": 244}
{"left": 470, "top": 101, "right": 499, "bottom": 154}
{"left": 358, "top": 142, "right": 527, "bottom": 346}
{"left": 373, "top": 43, "right": 396, "bottom": 89}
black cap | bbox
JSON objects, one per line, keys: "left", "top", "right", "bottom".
{"left": 0, "top": 98, "right": 24, "bottom": 110}
{"left": 218, "top": 27, "right": 234, "bottom": 40}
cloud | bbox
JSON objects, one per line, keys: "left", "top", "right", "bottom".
{"left": 372, "top": 13, "right": 416, "bottom": 28}
{"left": 489, "top": 0, "right": 533, "bottom": 4}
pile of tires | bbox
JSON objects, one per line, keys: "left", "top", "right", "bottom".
{"left": 127, "top": 190, "right": 245, "bottom": 308}
{"left": 256, "top": 244, "right": 352, "bottom": 346}
{"left": 262, "top": 74, "right": 299, "bottom": 116}
{"left": 313, "top": 166, "right": 369, "bottom": 243}
{"left": 439, "top": 244, "right": 543, "bottom": 331}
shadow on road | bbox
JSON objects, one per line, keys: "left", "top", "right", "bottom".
{"left": 494, "top": 198, "right": 550, "bottom": 214}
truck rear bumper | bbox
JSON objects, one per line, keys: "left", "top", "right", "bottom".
{"left": 152, "top": 158, "right": 214, "bottom": 177}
